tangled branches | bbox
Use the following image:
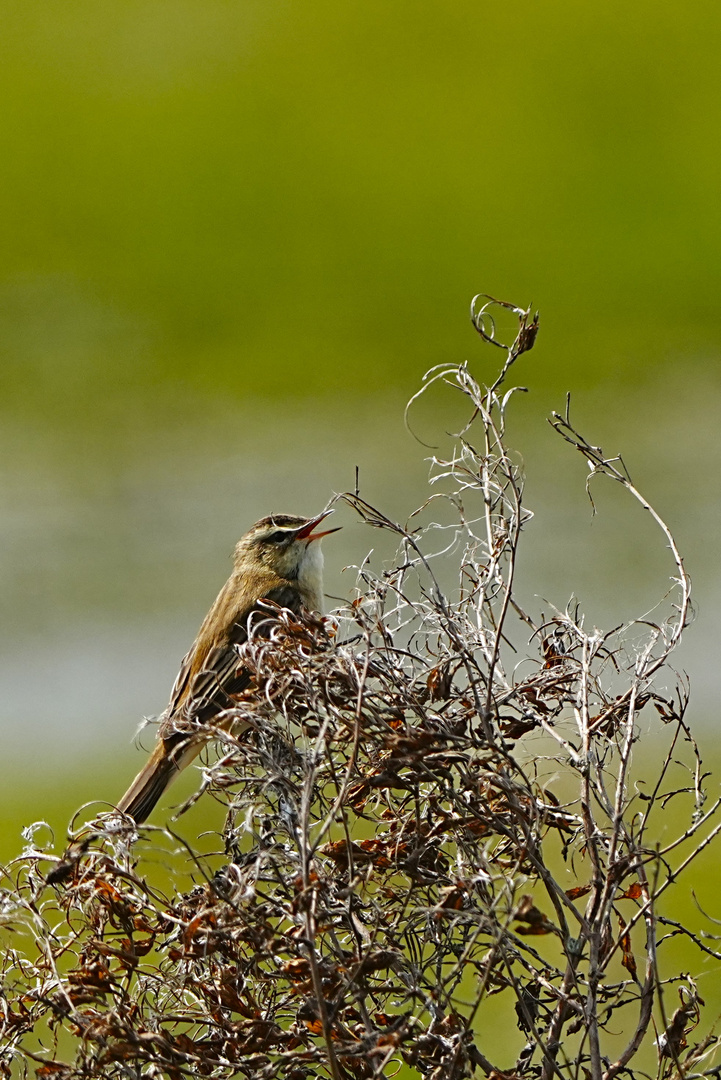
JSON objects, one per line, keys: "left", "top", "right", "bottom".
{"left": 1, "top": 297, "right": 718, "bottom": 1080}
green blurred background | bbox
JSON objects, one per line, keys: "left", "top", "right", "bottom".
{"left": 2, "top": 0, "right": 721, "bottom": 1054}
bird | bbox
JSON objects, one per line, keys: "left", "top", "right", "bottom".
{"left": 116, "top": 510, "right": 340, "bottom": 824}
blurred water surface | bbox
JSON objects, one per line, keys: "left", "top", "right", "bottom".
{"left": 1, "top": 377, "right": 718, "bottom": 783}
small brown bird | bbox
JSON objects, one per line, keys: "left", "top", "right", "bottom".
{"left": 116, "top": 510, "right": 340, "bottom": 823}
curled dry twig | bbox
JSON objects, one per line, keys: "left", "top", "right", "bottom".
{"left": 1, "top": 298, "right": 717, "bottom": 1080}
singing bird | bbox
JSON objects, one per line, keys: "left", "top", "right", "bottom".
{"left": 116, "top": 510, "right": 340, "bottom": 823}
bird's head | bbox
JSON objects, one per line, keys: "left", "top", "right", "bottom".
{"left": 234, "top": 510, "right": 340, "bottom": 584}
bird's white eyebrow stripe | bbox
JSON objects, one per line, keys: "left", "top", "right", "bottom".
{"left": 267, "top": 526, "right": 299, "bottom": 537}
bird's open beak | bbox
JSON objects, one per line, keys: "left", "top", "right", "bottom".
{"left": 295, "top": 509, "right": 342, "bottom": 542}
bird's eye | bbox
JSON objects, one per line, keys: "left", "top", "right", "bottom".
{"left": 269, "top": 530, "right": 288, "bottom": 544}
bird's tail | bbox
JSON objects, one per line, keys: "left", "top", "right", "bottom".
{"left": 116, "top": 744, "right": 186, "bottom": 824}
{"left": 47, "top": 742, "right": 195, "bottom": 883}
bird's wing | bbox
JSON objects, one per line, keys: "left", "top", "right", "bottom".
{"left": 118, "top": 580, "right": 310, "bottom": 823}
{"left": 165, "top": 646, "right": 194, "bottom": 715}
{"left": 159, "top": 582, "right": 306, "bottom": 742}
{"left": 163, "top": 640, "right": 246, "bottom": 723}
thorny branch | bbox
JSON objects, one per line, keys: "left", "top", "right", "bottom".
{"left": 1, "top": 297, "right": 718, "bottom": 1080}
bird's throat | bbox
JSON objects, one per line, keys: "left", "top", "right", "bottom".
{"left": 297, "top": 542, "right": 325, "bottom": 612}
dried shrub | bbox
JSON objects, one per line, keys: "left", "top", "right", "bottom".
{"left": 2, "top": 297, "right": 719, "bottom": 1080}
